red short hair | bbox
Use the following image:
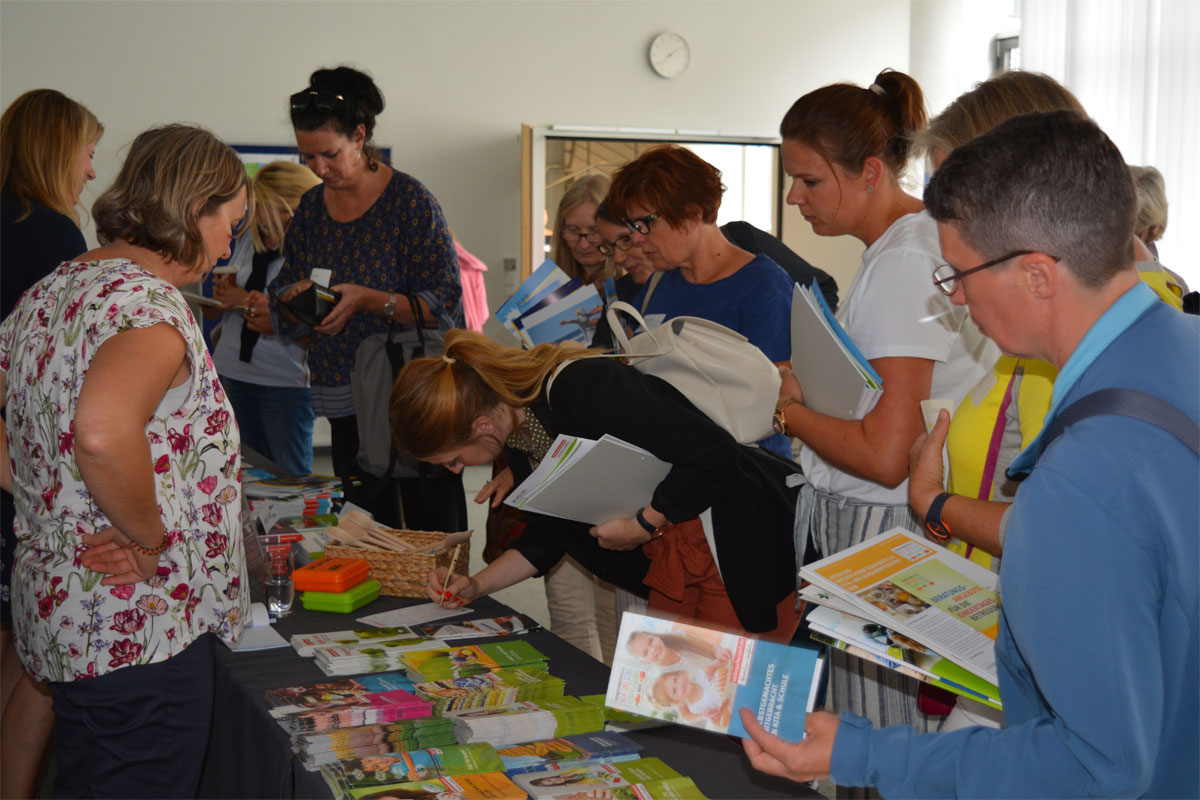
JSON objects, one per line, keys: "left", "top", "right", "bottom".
{"left": 606, "top": 145, "right": 724, "bottom": 228}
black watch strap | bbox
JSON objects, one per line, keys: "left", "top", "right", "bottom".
{"left": 635, "top": 508, "right": 657, "bottom": 535}
{"left": 924, "top": 492, "right": 954, "bottom": 542}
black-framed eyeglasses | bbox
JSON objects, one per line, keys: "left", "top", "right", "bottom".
{"left": 931, "top": 250, "right": 1058, "bottom": 296}
{"left": 290, "top": 90, "right": 344, "bottom": 114}
{"left": 597, "top": 234, "right": 634, "bottom": 257}
{"left": 624, "top": 212, "right": 660, "bottom": 235}
{"left": 560, "top": 228, "right": 602, "bottom": 244}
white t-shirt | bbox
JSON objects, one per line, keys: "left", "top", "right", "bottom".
{"left": 211, "top": 234, "right": 310, "bottom": 388}
{"left": 799, "top": 211, "right": 997, "bottom": 504}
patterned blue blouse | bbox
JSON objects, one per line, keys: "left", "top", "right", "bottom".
{"left": 271, "top": 169, "right": 464, "bottom": 418}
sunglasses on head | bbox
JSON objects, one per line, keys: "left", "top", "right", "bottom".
{"left": 290, "top": 90, "right": 344, "bottom": 114}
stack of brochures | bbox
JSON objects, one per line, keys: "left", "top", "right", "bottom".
{"left": 400, "top": 641, "right": 549, "bottom": 683}
{"left": 413, "top": 667, "right": 567, "bottom": 715}
{"left": 579, "top": 694, "right": 667, "bottom": 732}
{"left": 804, "top": 604, "right": 1001, "bottom": 709}
{"left": 512, "top": 756, "right": 705, "bottom": 799}
{"left": 329, "top": 770, "right": 526, "bottom": 800}
{"left": 799, "top": 527, "right": 1001, "bottom": 700}
{"left": 495, "top": 731, "right": 643, "bottom": 775}
{"left": 291, "top": 626, "right": 421, "bottom": 657}
{"left": 412, "top": 613, "right": 543, "bottom": 641}
{"left": 312, "top": 634, "right": 449, "bottom": 676}
{"left": 492, "top": 259, "right": 605, "bottom": 348}
{"left": 789, "top": 281, "right": 883, "bottom": 419}
{"left": 605, "top": 611, "right": 823, "bottom": 739}
{"left": 320, "top": 743, "right": 505, "bottom": 799}
{"left": 504, "top": 433, "right": 669, "bottom": 524}
{"left": 272, "top": 688, "right": 434, "bottom": 734}
{"left": 293, "top": 716, "right": 458, "bottom": 769}
{"left": 447, "top": 696, "right": 605, "bottom": 746}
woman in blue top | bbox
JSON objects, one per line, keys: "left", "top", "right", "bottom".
{"left": 271, "top": 67, "right": 465, "bottom": 530}
{"left": 603, "top": 145, "right": 795, "bottom": 459}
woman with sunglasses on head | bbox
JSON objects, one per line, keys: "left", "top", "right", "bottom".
{"left": 270, "top": 66, "right": 465, "bottom": 530}
{"left": 0, "top": 87, "right": 103, "bottom": 799}
{"left": 773, "top": 69, "right": 995, "bottom": 735}
{"left": 205, "top": 161, "right": 321, "bottom": 477}
{"left": 602, "top": 145, "right": 797, "bottom": 460}
{"left": 0, "top": 124, "right": 250, "bottom": 797}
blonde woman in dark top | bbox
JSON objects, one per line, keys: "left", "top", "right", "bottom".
{"left": 0, "top": 87, "right": 102, "bottom": 800}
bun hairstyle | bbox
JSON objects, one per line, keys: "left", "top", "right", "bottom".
{"left": 290, "top": 66, "right": 387, "bottom": 169}
{"left": 779, "top": 68, "right": 927, "bottom": 178}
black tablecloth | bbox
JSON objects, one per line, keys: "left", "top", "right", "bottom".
{"left": 198, "top": 594, "right": 820, "bottom": 799}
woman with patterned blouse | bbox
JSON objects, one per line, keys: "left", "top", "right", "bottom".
{"left": 0, "top": 124, "right": 251, "bottom": 797}
{"left": 270, "top": 66, "right": 466, "bottom": 530}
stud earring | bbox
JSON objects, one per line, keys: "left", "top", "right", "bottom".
{"left": 866, "top": 185, "right": 875, "bottom": 194}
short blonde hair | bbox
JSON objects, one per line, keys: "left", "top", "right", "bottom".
{"left": 1129, "top": 165, "right": 1168, "bottom": 244}
{"left": 915, "top": 71, "right": 1085, "bottom": 161}
{"left": 1, "top": 88, "right": 103, "bottom": 225}
{"left": 251, "top": 161, "right": 321, "bottom": 252}
{"left": 93, "top": 124, "right": 251, "bottom": 267}
{"left": 551, "top": 174, "right": 612, "bottom": 281}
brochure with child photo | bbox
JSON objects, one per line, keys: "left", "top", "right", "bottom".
{"left": 604, "top": 612, "right": 822, "bottom": 740}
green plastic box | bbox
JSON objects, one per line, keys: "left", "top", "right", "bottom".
{"left": 300, "top": 579, "right": 381, "bottom": 613}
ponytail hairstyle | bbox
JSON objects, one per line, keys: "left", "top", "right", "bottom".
{"left": 290, "top": 66, "right": 387, "bottom": 170}
{"left": 779, "top": 68, "right": 927, "bottom": 180}
{"left": 389, "top": 330, "right": 599, "bottom": 459}
{"left": 1, "top": 88, "right": 103, "bottom": 224}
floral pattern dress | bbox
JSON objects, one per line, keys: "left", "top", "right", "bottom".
{"left": 0, "top": 258, "right": 247, "bottom": 683}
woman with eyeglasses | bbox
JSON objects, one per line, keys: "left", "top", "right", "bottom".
{"left": 551, "top": 174, "right": 612, "bottom": 287}
{"left": 772, "top": 69, "right": 996, "bottom": 733}
{"left": 602, "top": 145, "right": 796, "bottom": 460}
{"left": 269, "top": 66, "right": 465, "bottom": 530}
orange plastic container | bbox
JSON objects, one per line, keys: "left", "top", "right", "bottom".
{"left": 291, "top": 556, "right": 370, "bottom": 594}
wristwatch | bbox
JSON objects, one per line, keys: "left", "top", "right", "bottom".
{"left": 924, "top": 492, "right": 954, "bottom": 542}
{"left": 382, "top": 292, "right": 397, "bottom": 319}
{"left": 773, "top": 398, "right": 799, "bottom": 435}
{"left": 635, "top": 508, "right": 673, "bottom": 540}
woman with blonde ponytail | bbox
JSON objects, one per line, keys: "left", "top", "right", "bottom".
{"left": 392, "top": 330, "right": 802, "bottom": 640}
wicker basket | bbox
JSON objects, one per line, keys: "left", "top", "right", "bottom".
{"left": 323, "top": 530, "right": 470, "bottom": 598}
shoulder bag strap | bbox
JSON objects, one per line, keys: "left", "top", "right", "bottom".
{"left": 639, "top": 270, "right": 664, "bottom": 314}
{"left": 1037, "top": 387, "right": 1199, "bottom": 461}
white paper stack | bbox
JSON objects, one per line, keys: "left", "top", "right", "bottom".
{"left": 312, "top": 635, "right": 447, "bottom": 676}
{"left": 504, "top": 434, "right": 669, "bottom": 524}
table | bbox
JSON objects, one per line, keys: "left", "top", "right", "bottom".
{"left": 198, "top": 593, "right": 821, "bottom": 799}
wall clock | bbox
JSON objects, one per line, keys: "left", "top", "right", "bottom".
{"left": 649, "top": 32, "right": 690, "bottom": 79}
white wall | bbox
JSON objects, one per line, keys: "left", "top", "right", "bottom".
{"left": 1, "top": 0, "right": 912, "bottom": 308}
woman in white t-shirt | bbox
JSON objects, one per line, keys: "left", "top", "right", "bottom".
{"left": 773, "top": 69, "right": 996, "bottom": 733}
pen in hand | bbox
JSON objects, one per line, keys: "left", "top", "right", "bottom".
{"left": 439, "top": 543, "right": 463, "bottom": 607}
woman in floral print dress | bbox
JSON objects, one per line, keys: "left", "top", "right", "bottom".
{"left": 0, "top": 124, "right": 251, "bottom": 797}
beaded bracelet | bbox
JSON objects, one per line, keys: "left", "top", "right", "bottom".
{"left": 130, "top": 536, "right": 169, "bottom": 557}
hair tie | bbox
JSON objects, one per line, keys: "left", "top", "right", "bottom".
{"left": 442, "top": 355, "right": 456, "bottom": 365}
{"left": 869, "top": 83, "right": 886, "bottom": 97}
